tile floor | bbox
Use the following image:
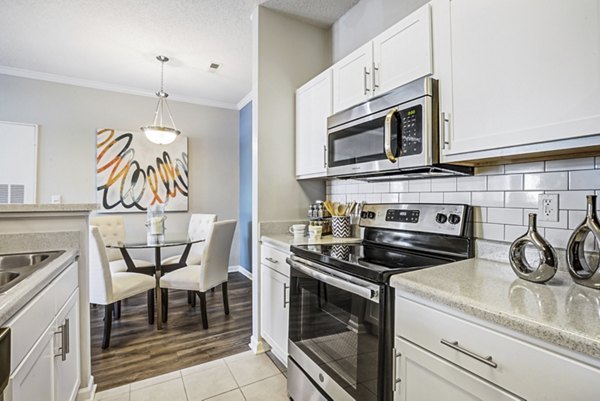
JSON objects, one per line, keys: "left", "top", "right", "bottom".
{"left": 95, "top": 351, "right": 288, "bottom": 401}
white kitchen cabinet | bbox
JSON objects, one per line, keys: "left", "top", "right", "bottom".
{"left": 434, "top": 0, "right": 600, "bottom": 160}
{"left": 260, "top": 244, "right": 290, "bottom": 366}
{"left": 394, "top": 294, "right": 600, "bottom": 401}
{"left": 4, "top": 263, "right": 80, "bottom": 401}
{"left": 394, "top": 337, "right": 520, "bottom": 401}
{"left": 332, "top": 4, "right": 433, "bottom": 114}
{"left": 296, "top": 69, "right": 332, "bottom": 179}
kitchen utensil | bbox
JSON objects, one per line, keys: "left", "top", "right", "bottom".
{"left": 509, "top": 213, "right": 558, "bottom": 283}
{"left": 347, "top": 201, "right": 357, "bottom": 216}
{"left": 323, "top": 201, "right": 335, "bottom": 216}
{"left": 336, "top": 203, "right": 347, "bottom": 216}
{"left": 566, "top": 195, "right": 600, "bottom": 289}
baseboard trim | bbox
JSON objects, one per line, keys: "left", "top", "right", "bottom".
{"left": 249, "top": 335, "right": 270, "bottom": 354}
{"left": 228, "top": 265, "right": 253, "bottom": 280}
{"left": 76, "top": 375, "right": 96, "bottom": 401}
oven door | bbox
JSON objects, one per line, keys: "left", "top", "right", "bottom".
{"left": 287, "top": 256, "right": 382, "bottom": 401}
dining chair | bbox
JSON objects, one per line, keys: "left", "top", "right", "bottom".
{"left": 161, "top": 213, "right": 217, "bottom": 266}
{"left": 89, "top": 226, "right": 156, "bottom": 349}
{"left": 160, "top": 220, "right": 237, "bottom": 329}
{"left": 90, "top": 215, "right": 154, "bottom": 273}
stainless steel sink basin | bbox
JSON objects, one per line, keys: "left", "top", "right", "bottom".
{"left": 0, "top": 250, "right": 65, "bottom": 293}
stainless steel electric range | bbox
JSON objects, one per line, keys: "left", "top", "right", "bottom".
{"left": 286, "top": 203, "right": 474, "bottom": 401}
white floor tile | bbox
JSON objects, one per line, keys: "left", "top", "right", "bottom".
{"left": 130, "top": 378, "right": 187, "bottom": 401}
{"left": 204, "top": 389, "right": 246, "bottom": 401}
{"left": 96, "top": 394, "right": 130, "bottom": 401}
{"left": 181, "top": 358, "right": 227, "bottom": 377}
{"left": 225, "top": 351, "right": 280, "bottom": 387}
{"left": 241, "top": 374, "right": 288, "bottom": 401}
{"left": 130, "top": 370, "right": 182, "bottom": 391}
{"left": 96, "top": 384, "right": 130, "bottom": 400}
{"left": 183, "top": 362, "right": 238, "bottom": 401}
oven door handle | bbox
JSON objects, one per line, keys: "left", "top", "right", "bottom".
{"left": 287, "top": 258, "right": 379, "bottom": 302}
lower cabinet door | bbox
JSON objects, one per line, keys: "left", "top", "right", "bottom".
{"left": 394, "top": 337, "right": 522, "bottom": 401}
{"left": 54, "top": 292, "right": 80, "bottom": 401}
{"left": 260, "top": 264, "right": 290, "bottom": 365}
{"left": 7, "top": 329, "right": 55, "bottom": 401}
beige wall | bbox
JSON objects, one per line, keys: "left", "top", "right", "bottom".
{"left": 0, "top": 74, "right": 241, "bottom": 264}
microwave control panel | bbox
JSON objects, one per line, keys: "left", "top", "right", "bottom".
{"left": 397, "top": 105, "right": 422, "bottom": 156}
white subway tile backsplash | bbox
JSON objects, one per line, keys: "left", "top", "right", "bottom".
{"left": 474, "top": 165, "right": 505, "bottom": 175}
{"left": 505, "top": 191, "right": 542, "bottom": 208}
{"left": 523, "top": 172, "right": 568, "bottom": 190}
{"left": 471, "top": 192, "right": 504, "bottom": 207}
{"left": 487, "top": 174, "right": 523, "bottom": 191}
{"left": 347, "top": 193, "right": 367, "bottom": 202}
{"left": 474, "top": 222, "right": 505, "bottom": 241}
{"left": 568, "top": 210, "right": 586, "bottom": 229}
{"left": 457, "top": 176, "right": 487, "bottom": 191}
{"left": 544, "top": 228, "right": 572, "bottom": 249}
{"left": 390, "top": 181, "right": 409, "bottom": 192}
{"left": 329, "top": 194, "right": 346, "bottom": 203}
{"left": 366, "top": 193, "right": 382, "bottom": 203}
{"left": 346, "top": 183, "right": 359, "bottom": 194}
{"left": 444, "top": 192, "right": 471, "bottom": 204}
{"left": 420, "top": 192, "right": 443, "bottom": 203}
{"left": 431, "top": 177, "right": 457, "bottom": 192}
{"left": 524, "top": 209, "right": 568, "bottom": 229}
{"left": 488, "top": 208, "right": 523, "bottom": 225}
{"left": 381, "top": 193, "right": 399, "bottom": 203}
{"left": 473, "top": 207, "right": 487, "bottom": 223}
{"left": 556, "top": 190, "right": 595, "bottom": 210}
{"left": 408, "top": 179, "right": 431, "bottom": 192}
{"left": 358, "top": 183, "right": 374, "bottom": 193}
{"left": 504, "top": 161, "right": 545, "bottom": 174}
{"left": 398, "top": 193, "right": 420, "bottom": 203}
{"left": 569, "top": 170, "right": 600, "bottom": 190}
{"left": 372, "top": 182, "right": 390, "bottom": 193}
{"left": 504, "top": 225, "right": 528, "bottom": 242}
{"left": 545, "top": 157, "right": 595, "bottom": 172}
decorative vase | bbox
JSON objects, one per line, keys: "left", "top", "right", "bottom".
{"left": 566, "top": 195, "right": 600, "bottom": 290}
{"left": 332, "top": 216, "right": 351, "bottom": 238}
{"left": 509, "top": 213, "right": 558, "bottom": 283}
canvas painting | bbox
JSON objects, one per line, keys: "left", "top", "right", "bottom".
{"left": 96, "top": 128, "right": 189, "bottom": 212}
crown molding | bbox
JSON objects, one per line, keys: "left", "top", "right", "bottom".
{"left": 236, "top": 91, "right": 253, "bottom": 110}
{"left": 0, "top": 65, "right": 239, "bottom": 110}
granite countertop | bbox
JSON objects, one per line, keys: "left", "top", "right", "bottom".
{"left": 261, "top": 234, "right": 362, "bottom": 252}
{"left": 0, "top": 248, "right": 79, "bottom": 326}
{"left": 0, "top": 203, "right": 98, "bottom": 213}
{"left": 390, "top": 258, "right": 600, "bottom": 359}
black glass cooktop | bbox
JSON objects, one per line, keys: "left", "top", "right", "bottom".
{"left": 291, "top": 242, "right": 458, "bottom": 283}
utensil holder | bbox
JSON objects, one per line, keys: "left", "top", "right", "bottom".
{"left": 566, "top": 195, "right": 600, "bottom": 290}
{"left": 509, "top": 213, "right": 558, "bottom": 283}
{"left": 332, "top": 216, "right": 351, "bottom": 238}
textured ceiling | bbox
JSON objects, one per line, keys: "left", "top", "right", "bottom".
{"left": 0, "top": 0, "right": 358, "bottom": 109}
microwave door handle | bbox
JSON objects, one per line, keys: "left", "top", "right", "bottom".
{"left": 384, "top": 108, "right": 400, "bottom": 162}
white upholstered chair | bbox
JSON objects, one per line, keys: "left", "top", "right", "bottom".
{"left": 161, "top": 213, "right": 217, "bottom": 266}
{"left": 90, "top": 215, "right": 154, "bottom": 273}
{"left": 160, "top": 220, "right": 236, "bottom": 329}
{"left": 89, "top": 226, "right": 156, "bottom": 349}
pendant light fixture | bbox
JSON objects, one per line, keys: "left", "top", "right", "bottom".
{"left": 141, "top": 55, "right": 181, "bottom": 145}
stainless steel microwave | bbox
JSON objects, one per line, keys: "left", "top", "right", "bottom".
{"left": 327, "top": 77, "right": 469, "bottom": 179}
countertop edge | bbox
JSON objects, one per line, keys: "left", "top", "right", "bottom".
{"left": 0, "top": 203, "right": 98, "bottom": 213}
{"left": 0, "top": 249, "right": 79, "bottom": 326}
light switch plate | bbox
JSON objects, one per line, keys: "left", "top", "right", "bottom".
{"left": 538, "top": 193, "right": 558, "bottom": 222}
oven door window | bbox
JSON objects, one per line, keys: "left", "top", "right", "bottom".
{"left": 289, "top": 268, "right": 380, "bottom": 401}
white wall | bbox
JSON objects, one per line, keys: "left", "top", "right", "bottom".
{"left": 0, "top": 74, "right": 241, "bottom": 264}
{"left": 332, "top": 0, "right": 429, "bottom": 62}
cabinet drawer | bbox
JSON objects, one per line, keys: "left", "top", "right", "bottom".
{"left": 261, "top": 245, "right": 290, "bottom": 277}
{"left": 395, "top": 296, "right": 600, "bottom": 400}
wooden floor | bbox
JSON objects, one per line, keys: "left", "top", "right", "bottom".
{"left": 90, "top": 272, "right": 252, "bottom": 392}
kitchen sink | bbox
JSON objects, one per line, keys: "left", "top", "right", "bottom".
{"left": 0, "top": 251, "right": 65, "bottom": 294}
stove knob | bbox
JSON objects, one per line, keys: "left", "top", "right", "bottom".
{"left": 448, "top": 214, "right": 461, "bottom": 225}
{"left": 367, "top": 211, "right": 376, "bottom": 219}
{"left": 361, "top": 211, "right": 368, "bottom": 218}
{"left": 435, "top": 213, "right": 448, "bottom": 224}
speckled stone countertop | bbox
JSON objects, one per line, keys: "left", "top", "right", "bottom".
{"left": 390, "top": 258, "right": 600, "bottom": 359}
{"left": 0, "top": 203, "right": 97, "bottom": 213}
{"left": 261, "top": 234, "right": 362, "bottom": 252}
{"left": 0, "top": 248, "right": 78, "bottom": 326}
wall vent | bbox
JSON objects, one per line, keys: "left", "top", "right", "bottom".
{"left": 0, "top": 185, "right": 8, "bottom": 204}
{"left": 10, "top": 184, "right": 25, "bottom": 204}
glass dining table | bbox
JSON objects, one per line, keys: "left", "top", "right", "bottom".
{"left": 106, "top": 237, "right": 204, "bottom": 330}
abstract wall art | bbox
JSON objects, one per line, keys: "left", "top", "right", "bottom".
{"left": 96, "top": 128, "right": 189, "bottom": 212}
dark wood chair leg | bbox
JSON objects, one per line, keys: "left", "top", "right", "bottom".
{"left": 115, "top": 300, "right": 121, "bottom": 320}
{"left": 191, "top": 291, "right": 196, "bottom": 307}
{"left": 222, "top": 282, "right": 230, "bottom": 315}
{"left": 147, "top": 290, "right": 154, "bottom": 325}
{"left": 211, "top": 287, "right": 215, "bottom": 293}
{"left": 187, "top": 290, "right": 193, "bottom": 304}
{"left": 196, "top": 291, "right": 208, "bottom": 329}
{"left": 162, "top": 289, "right": 169, "bottom": 323}
{"left": 102, "top": 304, "right": 113, "bottom": 349}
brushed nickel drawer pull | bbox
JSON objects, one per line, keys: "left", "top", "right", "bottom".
{"left": 441, "top": 339, "right": 497, "bottom": 368}
{"left": 265, "top": 257, "right": 279, "bottom": 264}
{"left": 392, "top": 347, "right": 401, "bottom": 392}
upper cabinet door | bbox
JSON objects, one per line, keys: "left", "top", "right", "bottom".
{"left": 441, "top": 0, "right": 600, "bottom": 157}
{"left": 296, "top": 69, "right": 332, "bottom": 179}
{"left": 332, "top": 42, "right": 373, "bottom": 113}
{"left": 373, "top": 4, "right": 433, "bottom": 96}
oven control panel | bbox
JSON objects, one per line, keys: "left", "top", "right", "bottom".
{"left": 359, "top": 203, "right": 470, "bottom": 236}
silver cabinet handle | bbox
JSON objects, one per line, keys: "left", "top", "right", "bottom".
{"left": 441, "top": 112, "right": 450, "bottom": 150}
{"left": 283, "top": 283, "right": 289, "bottom": 308}
{"left": 266, "top": 257, "right": 279, "bottom": 264}
{"left": 440, "top": 339, "right": 497, "bottom": 368}
{"left": 363, "top": 67, "right": 371, "bottom": 95}
{"left": 392, "top": 347, "right": 401, "bottom": 392}
{"left": 373, "top": 63, "right": 380, "bottom": 90}
{"left": 323, "top": 145, "right": 327, "bottom": 168}
{"left": 384, "top": 108, "right": 400, "bottom": 162}
{"left": 64, "top": 318, "right": 70, "bottom": 355}
{"left": 55, "top": 320, "right": 69, "bottom": 361}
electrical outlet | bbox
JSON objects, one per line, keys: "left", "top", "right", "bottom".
{"left": 51, "top": 194, "right": 62, "bottom": 204}
{"left": 538, "top": 193, "right": 559, "bottom": 222}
